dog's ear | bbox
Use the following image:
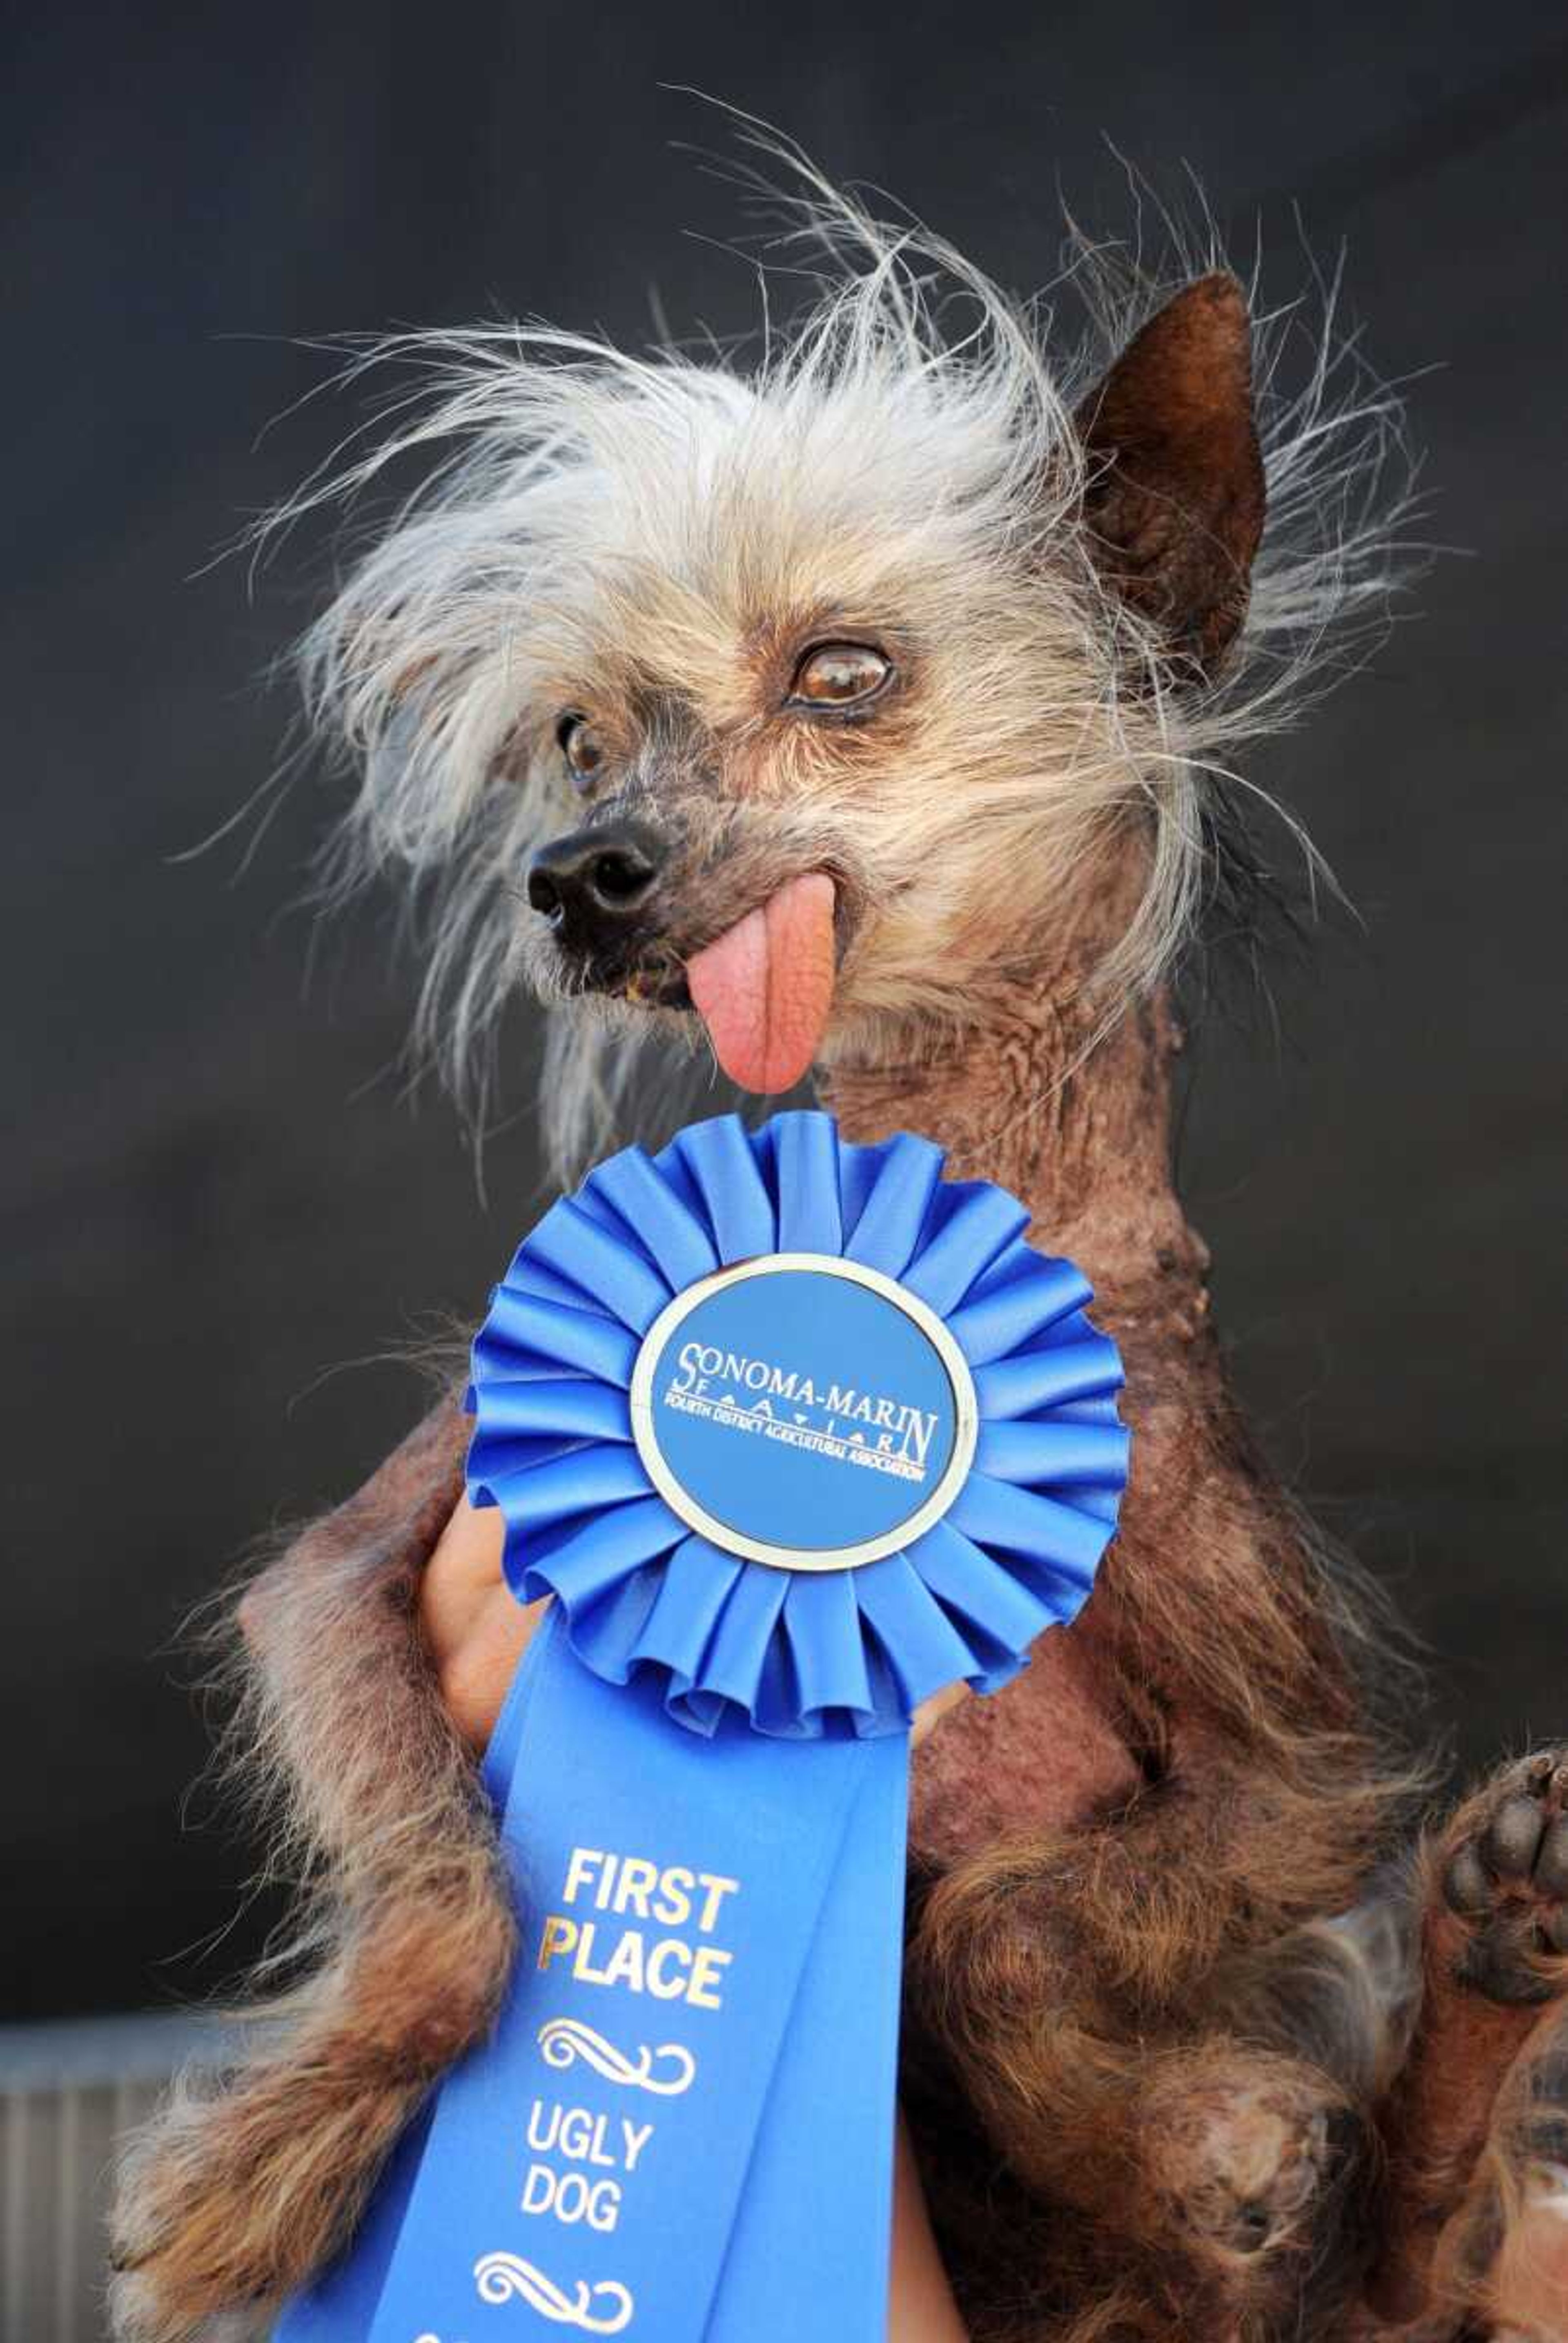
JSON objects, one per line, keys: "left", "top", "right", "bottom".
{"left": 1074, "top": 272, "right": 1265, "bottom": 675}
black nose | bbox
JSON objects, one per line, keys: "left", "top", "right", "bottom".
{"left": 527, "top": 821, "right": 666, "bottom": 955}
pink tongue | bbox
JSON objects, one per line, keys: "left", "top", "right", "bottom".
{"left": 686, "top": 872, "right": 837, "bottom": 1094}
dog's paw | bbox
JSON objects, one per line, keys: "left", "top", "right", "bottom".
{"left": 1143, "top": 2055, "right": 1342, "bottom": 2262}
{"left": 1441, "top": 1751, "right": 1568, "bottom": 2004}
{"left": 108, "top": 2086, "right": 273, "bottom": 2342}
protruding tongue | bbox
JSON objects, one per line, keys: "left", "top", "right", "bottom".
{"left": 686, "top": 871, "right": 837, "bottom": 1094}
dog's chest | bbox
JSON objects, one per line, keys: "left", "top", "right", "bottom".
{"left": 907, "top": 1624, "right": 1138, "bottom": 1869}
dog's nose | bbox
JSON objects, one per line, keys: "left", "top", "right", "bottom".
{"left": 526, "top": 821, "right": 666, "bottom": 954}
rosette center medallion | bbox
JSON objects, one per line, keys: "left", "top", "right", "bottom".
{"left": 630, "top": 1254, "right": 979, "bottom": 1573}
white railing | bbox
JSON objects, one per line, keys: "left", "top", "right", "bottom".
{"left": 0, "top": 2013, "right": 223, "bottom": 2343}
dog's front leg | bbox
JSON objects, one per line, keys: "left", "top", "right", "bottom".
{"left": 110, "top": 1393, "right": 516, "bottom": 2342}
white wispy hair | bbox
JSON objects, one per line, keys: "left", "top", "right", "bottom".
{"left": 272, "top": 136, "right": 1420, "bottom": 1177}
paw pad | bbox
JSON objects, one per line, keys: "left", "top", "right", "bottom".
{"left": 1442, "top": 1755, "right": 1568, "bottom": 2002}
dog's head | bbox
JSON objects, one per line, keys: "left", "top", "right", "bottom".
{"left": 299, "top": 190, "right": 1405, "bottom": 1169}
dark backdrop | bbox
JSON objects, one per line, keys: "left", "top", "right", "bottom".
{"left": 4, "top": 3, "right": 1565, "bottom": 2022}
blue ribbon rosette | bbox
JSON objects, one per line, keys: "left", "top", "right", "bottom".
{"left": 276, "top": 1110, "right": 1128, "bottom": 2343}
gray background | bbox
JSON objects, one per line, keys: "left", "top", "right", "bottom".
{"left": 3, "top": 3, "right": 1564, "bottom": 2021}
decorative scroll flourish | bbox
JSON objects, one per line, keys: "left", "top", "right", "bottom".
{"left": 537, "top": 2018, "right": 696, "bottom": 2097}
{"left": 473, "top": 2251, "right": 634, "bottom": 2333}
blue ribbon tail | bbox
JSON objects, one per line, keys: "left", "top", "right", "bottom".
{"left": 704, "top": 1719, "right": 907, "bottom": 2341}
{"left": 274, "top": 1609, "right": 909, "bottom": 2341}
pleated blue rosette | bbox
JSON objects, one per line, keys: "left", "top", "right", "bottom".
{"left": 467, "top": 1109, "right": 1127, "bottom": 1742}
{"left": 275, "top": 1109, "right": 1127, "bottom": 2343}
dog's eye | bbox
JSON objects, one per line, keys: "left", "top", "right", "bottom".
{"left": 788, "top": 641, "right": 892, "bottom": 710}
{"left": 557, "top": 713, "right": 607, "bottom": 791}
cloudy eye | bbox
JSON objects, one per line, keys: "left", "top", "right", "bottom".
{"left": 787, "top": 641, "right": 893, "bottom": 711}
{"left": 557, "top": 713, "right": 607, "bottom": 791}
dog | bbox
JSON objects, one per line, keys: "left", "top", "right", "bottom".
{"left": 112, "top": 155, "right": 1568, "bottom": 2342}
